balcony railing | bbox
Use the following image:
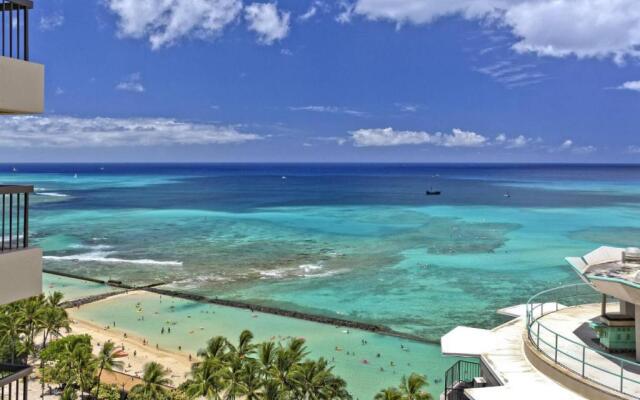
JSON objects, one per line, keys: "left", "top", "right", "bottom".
{"left": 0, "top": 364, "right": 32, "bottom": 400}
{"left": 1, "top": 0, "right": 32, "bottom": 61}
{"left": 444, "top": 359, "right": 481, "bottom": 400}
{"left": 526, "top": 283, "right": 640, "bottom": 398}
{"left": 0, "top": 185, "right": 31, "bottom": 252}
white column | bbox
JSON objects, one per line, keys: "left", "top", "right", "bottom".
{"left": 621, "top": 301, "right": 635, "bottom": 318}
{"left": 635, "top": 306, "right": 640, "bottom": 361}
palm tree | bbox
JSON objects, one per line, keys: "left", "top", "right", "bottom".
{"left": 47, "top": 291, "right": 66, "bottom": 308}
{"left": 239, "top": 360, "right": 262, "bottom": 400}
{"left": 184, "top": 358, "right": 227, "bottom": 400}
{"left": 40, "top": 306, "right": 71, "bottom": 396}
{"left": 94, "top": 341, "right": 125, "bottom": 398}
{"left": 374, "top": 388, "right": 404, "bottom": 400}
{"left": 19, "top": 294, "right": 46, "bottom": 357}
{"left": 258, "top": 341, "right": 276, "bottom": 372}
{"left": 130, "top": 361, "right": 172, "bottom": 400}
{"left": 198, "top": 336, "right": 228, "bottom": 362}
{"left": 399, "top": 373, "right": 432, "bottom": 400}
{"left": 262, "top": 379, "right": 284, "bottom": 400}
{"left": 223, "top": 355, "right": 246, "bottom": 400}
{"left": 234, "top": 330, "right": 256, "bottom": 359}
{"left": 0, "top": 309, "right": 25, "bottom": 363}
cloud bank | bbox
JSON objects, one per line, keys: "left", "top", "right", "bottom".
{"left": 105, "top": 0, "right": 293, "bottom": 48}
{"left": 352, "top": 0, "right": 640, "bottom": 63}
{"left": 0, "top": 116, "right": 261, "bottom": 147}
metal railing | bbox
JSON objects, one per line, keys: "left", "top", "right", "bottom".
{"left": 444, "top": 359, "right": 481, "bottom": 400}
{"left": 1, "top": 0, "right": 32, "bottom": 61}
{"left": 526, "top": 283, "right": 640, "bottom": 398}
{"left": 0, "top": 185, "right": 31, "bottom": 252}
{"left": 0, "top": 364, "right": 32, "bottom": 400}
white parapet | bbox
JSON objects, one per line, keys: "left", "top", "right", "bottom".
{"left": 0, "top": 56, "right": 45, "bottom": 114}
{"left": 0, "top": 247, "right": 42, "bottom": 305}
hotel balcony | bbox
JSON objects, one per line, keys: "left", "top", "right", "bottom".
{"left": 0, "top": 0, "right": 44, "bottom": 115}
{"left": 0, "top": 185, "right": 41, "bottom": 306}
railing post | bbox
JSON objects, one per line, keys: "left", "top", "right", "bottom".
{"left": 554, "top": 333, "right": 558, "bottom": 363}
{"left": 621, "top": 361, "right": 624, "bottom": 393}
{"left": 8, "top": 193, "right": 12, "bottom": 248}
{"left": 581, "top": 346, "right": 586, "bottom": 377}
{"left": 23, "top": 192, "right": 28, "bottom": 248}
{"left": 537, "top": 323, "right": 540, "bottom": 348}
{"left": 23, "top": 6, "right": 28, "bottom": 61}
{"left": 1, "top": 193, "right": 4, "bottom": 251}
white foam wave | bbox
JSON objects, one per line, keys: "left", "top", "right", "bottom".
{"left": 38, "top": 192, "right": 69, "bottom": 198}
{"left": 298, "top": 263, "right": 323, "bottom": 273}
{"left": 256, "top": 262, "right": 347, "bottom": 280}
{"left": 69, "top": 244, "right": 113, "bottom": 250}
{"left": 44, "top": 251, "right": 183, "bottom": 266}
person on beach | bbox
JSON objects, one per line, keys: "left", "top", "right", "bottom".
{"left": 161, "top": 327, "right": 165, "bottom": 334}
{"left": 168, "top": 327, "right": 171, "bottom": 334}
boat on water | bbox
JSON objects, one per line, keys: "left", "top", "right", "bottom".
{"left": 425, "top": 188, "right": 441, "bottom": 196}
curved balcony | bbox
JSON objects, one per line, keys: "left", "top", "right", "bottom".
{"left": 526, "top": 284, "right": 640, "bottom": 398}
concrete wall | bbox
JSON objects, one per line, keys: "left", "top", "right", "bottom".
{"left": 0, "top": 248, "right": 42, "bottom": 305}
{"left": 0, "top": 56, "right": 44, "bottom": 114}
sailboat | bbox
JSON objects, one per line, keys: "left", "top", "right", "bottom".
{"left": 425, "top": 187, "right": 441, "bottom": 196}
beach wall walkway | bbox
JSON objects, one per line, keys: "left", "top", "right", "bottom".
{"left": 44, "top": 270, "right": 436, "bottom": 345}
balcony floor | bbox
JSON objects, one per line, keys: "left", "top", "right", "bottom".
{"left": 536, "top": 303, "right": 640, "bottom": 397}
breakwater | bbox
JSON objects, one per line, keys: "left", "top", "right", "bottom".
{"left": 44, "top": 271, "right": 437, "bottom": 345}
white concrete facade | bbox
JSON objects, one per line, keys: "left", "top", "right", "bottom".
{"left": 0, "top": 56, "right": 45, "bottom": 114}
{"left": 0, "top": 247, "right": 42, "bottom": 305}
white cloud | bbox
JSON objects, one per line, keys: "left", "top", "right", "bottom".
{"left": 289, "top": 105, "right": 367, "bottom": 117}
{"left": 394, "top": 103, "right": 420, "bottom": 112}
{"left": 116, "top": 73, "right": 145, "bottom": 93}
{"left": 245, "top": 3, "right": 291, "bottom": 44}
{"left": 572, "top": 145, "right": 597, "bottom": 155}
{"left": 0, "top": 116, "right": 262, "bottom": 148}
{"left": 560, "top": 139, "right": 573, "bottom": 149}
{"left": 475, "top": 61, "right": 545, "bottom": 88}
{"left": 105, "top": 0, "right": 243, "bottom": 49}
{"left": 350, "top": 127, "right": 487, "bottom": 147}
{"left": 504, "top": 134, "right": 529, "bottom": 148}
{"left": 628, "top": 145, "right": 640, "bottom": 154}
{"left": 280, "top": 48, "right": 294, "bottom": 56}
{"left": 40, "top": 14, "right": 65, "bottom": 31}
{"left": 55, "top": 87, "right": 65, "bottom": 96}
{"left": 351, "top": 0, "right": 640, "bottom": 63}
{"left": 617, "top": 80, "right": 640, "bottom": 92}
{"left": 300, "top": 6, "right": 318, "bottom": 21}
{"left": 336, "top": 1, "right": 355, "bottom": 23}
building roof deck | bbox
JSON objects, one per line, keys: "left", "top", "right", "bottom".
{"left": 567, "top": 246, "right": 640, "bottom": 289}
{"left": 441, "top": 304, "right": 586, "bottom": 400}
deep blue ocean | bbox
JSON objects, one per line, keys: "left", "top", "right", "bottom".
{"left": 5, "top": 163, "right": 640, "bottom": 340}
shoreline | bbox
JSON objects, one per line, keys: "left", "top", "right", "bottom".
{"left": 68, "top": 303, "right": 193, "bottom": 386}
{"left": 46, "top": 270, "right": 438, "bottom": 345}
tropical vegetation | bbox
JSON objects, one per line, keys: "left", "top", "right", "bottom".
{"left": 2, "top": 293, "right": 434, "bottom": 400}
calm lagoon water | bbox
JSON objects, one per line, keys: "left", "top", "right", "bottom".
{"left": 5, "top": 163, "right": 640, "bottom": 395}
{"left": 73, "top": 291, "right": 453, "bottom": 399}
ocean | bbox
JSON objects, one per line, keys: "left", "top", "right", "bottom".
{"left": 17, "top": 164, "right": 640, "bottom": 399}
{"left": 7, "top": 163, "right": 640, "bottom": 340}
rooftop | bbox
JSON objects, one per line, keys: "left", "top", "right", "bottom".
{"left": 441, "top": 304, "right": 586, "bottom": 400}
{"left": 567, "top": 246, "right": 640, "bottom": 288}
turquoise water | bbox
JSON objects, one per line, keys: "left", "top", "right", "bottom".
{"left": 73, "top": 291, "right": 454, "bottom": 399}
{"left": 43, "top": 273, "right": 117, "bottom": 301}
{"left": 5, "top": 163, "right": 640, "bottom": 394}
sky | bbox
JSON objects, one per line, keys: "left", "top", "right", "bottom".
{"left": 2, "top": 0, "right": 640, "bottom": 163}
